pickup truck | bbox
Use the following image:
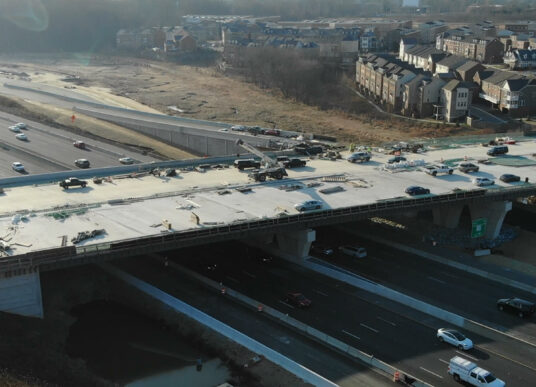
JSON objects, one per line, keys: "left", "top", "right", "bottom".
{"left": 59, "top": 177, "right": 88, "bottom": 189}
{"left": 423, "top": 164, "right": 454, "bottom": 176}
{"left": 448, "top": 356, "right": 505, "bottom": 387}
{"left": 283, "top": 158, "right": 307, "bottom": 168}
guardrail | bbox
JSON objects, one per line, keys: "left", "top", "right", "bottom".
{"left": 1, "top": 188, "right": 488, "bottom": 275}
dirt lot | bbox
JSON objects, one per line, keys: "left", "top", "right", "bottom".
{"left": 0, "top": 54, "right": 494, "bottom": 145}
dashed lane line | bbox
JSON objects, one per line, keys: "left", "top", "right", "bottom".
{"left": 419, "top": 367, "right": 444, "bottom": 379}
{"left": 342, "top": 330, "right": 361, "bottom": 341}
{"left": 360, "top": 323, "right": 379, "bottom": 333}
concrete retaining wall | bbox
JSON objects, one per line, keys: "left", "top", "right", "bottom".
{"left": 100, "top": 262, "right": 337, "bottom": 387}
{"left": 0, "top": 271, "right": 43, "bottom": 318}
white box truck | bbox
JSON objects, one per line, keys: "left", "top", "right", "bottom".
{"left": 448, "top": 356, "right": 505, "bottom": 386}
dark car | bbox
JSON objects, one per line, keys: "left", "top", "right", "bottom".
{"left": 285, "top": 292, "right": 312, "bottom": 308}
{"left": 388, "top": 156, "right": 407, "bottom": 164}
{"left": 234, "top": 159, "right": 261, "bottom": 170}
{"left": 500, "top": 174, "right": 520, "bottom": 183}
{"left": 405, "top": 186, "right": 430, "bottom": 196}
{"left": 458, "top": 162, "right": 479, "bottom": 173}
{"left": 487, "top": 145, "right": 509, "bottom": 156}
{"left": 283, "top": 158, "right": 307, "bottom": 168}
{"left": 74, "top": 159, "right": 90, "bottom": 168}
{"left": 497, "top": 297, "right": 535, "bottom": 318}
{"left": 59, "top": 177, "right": 87, "bottom": 189}
{"left": 310, "top": 243, "right": 334, "bottom": 257}
{"left": 264, "top": 129, "right": 280, "bottom": 136}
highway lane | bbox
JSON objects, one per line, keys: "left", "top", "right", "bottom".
{"left": 171, "top": 242, "right": 536, "bottom": 387}
{"left": 315, "top": 226, "right": 536, "bottom": 350}
{"left": 111, "top": 257, "right": 391, "bottom": 387}
{"left": 0, "top": 111, "right": 157, "bottom": 177}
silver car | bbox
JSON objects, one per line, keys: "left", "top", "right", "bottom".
{"left": 294, "top": 200, "right": 323, "bottom": 212}
{"left": 437, "top": 328, "right": 473, "bottom": 350}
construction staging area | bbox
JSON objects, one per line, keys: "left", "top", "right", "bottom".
{"left": 1, "top": 140, "right": 535, "bottom": 260}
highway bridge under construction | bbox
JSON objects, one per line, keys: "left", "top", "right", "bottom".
{"left": 1, "top": 140, "right": 536, "bottom": 317}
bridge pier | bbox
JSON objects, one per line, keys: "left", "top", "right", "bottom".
{"left": 469, "top": 200, "right": 512, "bottom": 239}
{"left": 432, "top": 204, "right": 463, "bottom": 228}
{"left": 0, "top": 272, "right": 44, "bottom": 318}
{"left": 274, "top": 229, "right": 316, "bottom": 262}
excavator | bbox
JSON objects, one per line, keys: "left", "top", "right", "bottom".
{"left": 235, "top": 139, "right": 288, "bottom": 182}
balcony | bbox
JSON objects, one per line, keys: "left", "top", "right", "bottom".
{"left": 506, "top": 95, "right": 519, "bottom": 102}
{"left": 479, "top": 92, "right": 498, "bottom": 104}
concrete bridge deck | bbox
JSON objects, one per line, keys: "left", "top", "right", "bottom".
{"left": 1, "top": 141, "right": 536, "bottom": 272}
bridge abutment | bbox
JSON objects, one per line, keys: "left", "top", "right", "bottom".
{"left": 432, "top": 204, "right": 463, "bottom": 228}
{"left": 0, "top": 272, "right": 44, "bottom": 318}
{"left": 469, "top": 200, "right": 512, "bottom": 239}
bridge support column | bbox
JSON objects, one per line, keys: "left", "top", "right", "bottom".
{"left": 432, "top": 204, "right": 463, "bottom": 228}
{"left": 0, "top": 272, "right": 43, "bottom": 318}
{"left": 274, "top": 228, "right": 316, "bottom": 263}
{"left": 470, "top": 201, "right": 512, "bottom": 239}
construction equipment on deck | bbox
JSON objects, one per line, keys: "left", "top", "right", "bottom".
{"left": 235, "top": 139, "right": 288, "bottom": 182}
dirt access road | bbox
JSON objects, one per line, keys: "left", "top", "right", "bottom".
{"left": 0, "top": 53, "right": 493, "bottom": 145}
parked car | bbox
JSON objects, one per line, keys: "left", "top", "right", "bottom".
{"left": 437, "top": 328, "right": 473, "bottom": 350}
{"left": 15, "top": 133, "right": 28, "bottom": 141}
{"left": 405, "top": 186, "right": 430, "bottom": 196}
{"left": 294, "top": 200, "right": 323, "bottom": 212}
{"left": 388, "top": 156, "right": 406, "bottom": 164}
{"left": 310, "top": 243, "right": 334, "bottom": 257}
{"left": 8, "top": 125, "right": 21, "bottom": 133}
{"left": 218, "top": 128, "right": 229, "bottom": 132}
{"left": 59, "top": 177, "right": 88, "bottom": 189}
{"left": 423, "top": 164, "right": 453, "bottom": 176}
{"left": 347, "top": 152, "right": 371, "bottom": 163}
{"left": 472, "top": 177, "right": 495, "bottom": 186}
{"left": 234, "top": 158, "right": 261, "bottom": 170}
{"left": 11, "top": 162, "right": 25, "bottom": 172}
{"left": 285, "top": 292, "right": 311, "bottom": 308}
{"left": 500, "top": 174, "right": 520, "bottom": 183}
{"left": 119, "top": 157, "right": 135, "bottom": 165}
{"left": 338, "top": 245, "right": 367, "bottom": 258}
{"left": 497, "top": 297, "right": 535, "bottom": 318}
{"left": 283, "top": 158, "right": 307, "bottom": 168}
{"left": 247, "top": 126, "right": 264, "bottom": 135}
{"left": 231, "top": 125, "right": 247, "bottom": 132}
{"left": 74, "top": 159, "right": 90, "bottom": 168}
{"left": 487, "top": 145, "right": 509, "bottom": 156}
{"left": 458, "top": 162, "right": 479, "bottom": 173}
{"left": 73, "top": 140, "right": 86, "bottom": 149}
{"left": 264, "top": 129, "right": 280, "bottom": 136}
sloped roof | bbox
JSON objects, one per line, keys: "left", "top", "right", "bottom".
{"left": 501, "top": 78, "right": 531, "bottom": 91}
{"left": 442, "top": 79, "right": 460, "bottom": 91}
{"left": 401, "top": 37, "right": 418, "bottom": 45}
{"left": 456, "top": 60, "right": 483, "bottom": 72}
{"left": 437, "top": 55, "right": 468, "bottom": 68}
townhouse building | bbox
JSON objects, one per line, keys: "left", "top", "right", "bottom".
{"left": 504, "top": 49, "right": 536, "bottom": 70}
{"left": 436, "top": 33, "right": 504, "bottom": 63}
{"left": 439, "top": 80, "right": 474, "bottom": 122}
{"left": 434, "top": 55, "right": 468, "bottom": 75}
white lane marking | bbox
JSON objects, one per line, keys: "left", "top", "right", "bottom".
{"left": 427, "top": 276, "right": 446, "bottom": 284}
{"left": 242, "top": 270, "right": 257, "bottom": 279}
{"left": 342, "top": 330, "right": 361, "bottom": 340}
{"left": 441, "top": 272, "right": 461, "bottom": 280}
{"left": 376, "top": 316, "right": 397, "bottom": 327}
{"left": 456, "top": 350, "right": 478, "bottom": 361}
{"left": 278, "top": 300, "right": 295, "bottom": 309}
{"left": 226, "top": 276, "right": 240, "bottom": 283}
{"left": 315, "top": 290, "right": 328, "bottom": 296}
{"left": 438, "top": 358, "right": 449, "bottom": 365}
{"left": 360, "top": 323, "right": 379, "bottom": 333}
{"left": 419, "top": 367, "right": 444, "bottom": 379}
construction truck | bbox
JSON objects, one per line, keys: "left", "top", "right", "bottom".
{"left": 235, "top": 139, "right": 288, "bottom": 182}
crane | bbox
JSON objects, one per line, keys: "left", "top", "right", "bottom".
{"left": 235, "top": 139, "right": 287, "bottom": 182}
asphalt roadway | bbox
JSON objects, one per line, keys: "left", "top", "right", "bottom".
{"left": 0, "top": 111, "right": 156, "bottom": 177}
{"left": 170, "top": 241, "right": 536, "bottom": 387}
{"left": 111, "top": 257, "right": 390, "bottom": 387}
{"left": 315, "top": 226, "right": 536, "bottom": 349}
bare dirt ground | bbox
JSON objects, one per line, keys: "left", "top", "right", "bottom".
{"left": 0, "top": 54, "right": 494, "bottom": 145}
